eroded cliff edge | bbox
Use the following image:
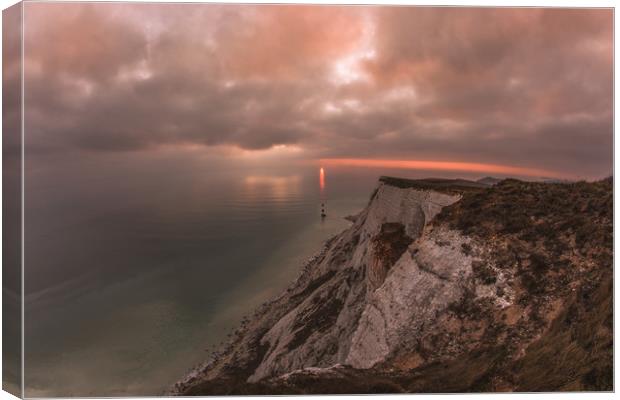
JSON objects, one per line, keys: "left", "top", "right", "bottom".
{"left": 171, "top": 176, "right": 612, "bottom": 394}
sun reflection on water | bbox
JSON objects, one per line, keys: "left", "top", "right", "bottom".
{"left": 243, "top": 175, "right": 301, "bottom": 203}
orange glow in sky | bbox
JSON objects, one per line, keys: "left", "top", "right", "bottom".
{"left": 320, "top": 158, "right": 568, "bottom": 179}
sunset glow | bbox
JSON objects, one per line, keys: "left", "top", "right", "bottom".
{"left": 11, "top": 4, "right": 611, "bottom": 180}
{"left": 319, "top": 167, "right": 325, "bottom": 192}
{"left": 320, "top": 158, "right": 568, "bottom": 179}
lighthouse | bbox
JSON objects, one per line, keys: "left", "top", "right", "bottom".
{"left": 320, "top": 168, "right": 326, "bottom": 218}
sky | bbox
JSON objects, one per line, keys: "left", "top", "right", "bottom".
{"left": 13, "top": 3, "right": 614, "bottom": 179}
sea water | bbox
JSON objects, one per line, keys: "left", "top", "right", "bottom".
{"left": 23, "top": 151, "right": 378, "bottom": 396}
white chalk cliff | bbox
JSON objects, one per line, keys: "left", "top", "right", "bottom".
{"left": 173, "top": 179, "right": 490, "bottom": 388}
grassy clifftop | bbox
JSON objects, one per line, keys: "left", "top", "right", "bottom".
{"left": 431, "top": 177, "right": 613, "bottom": 391}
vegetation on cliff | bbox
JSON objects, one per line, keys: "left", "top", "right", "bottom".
{"left": 431, "top": 177, "right": 613, "bottom": 391}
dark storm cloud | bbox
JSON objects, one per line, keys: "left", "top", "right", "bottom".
{"left": 22, "top": 4, "right": 612, "bottom": 178}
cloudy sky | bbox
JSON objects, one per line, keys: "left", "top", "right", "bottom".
{"left": 18, "top": 3, "right": 613, "bottom": 179}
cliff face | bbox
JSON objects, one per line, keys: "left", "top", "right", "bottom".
{"left": 248, "top": 184, "right": 463, "bottom": 380}
{"left": 171, "top": 177, "right": 612, "bottom": 394}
